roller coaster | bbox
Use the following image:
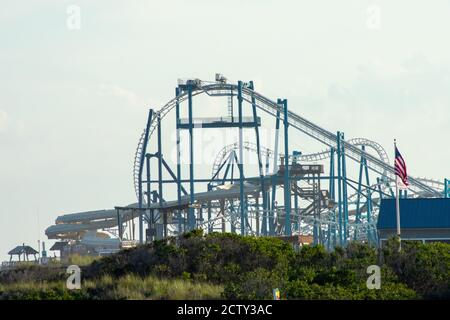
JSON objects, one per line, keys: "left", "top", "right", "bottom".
{"left": 46, "top": 74, "right": 448, "bottom": 250}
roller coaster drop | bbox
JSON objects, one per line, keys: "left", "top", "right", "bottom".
{"left": 132, "top": 75, "right": 445, "bottom": 249}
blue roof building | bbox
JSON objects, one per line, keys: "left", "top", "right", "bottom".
{"left": 377, "top": 198, "right": 450, "bottom": 245}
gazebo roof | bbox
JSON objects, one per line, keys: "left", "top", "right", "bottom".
{"left": 8, "top": 245, "right": 39, "bottom": 255}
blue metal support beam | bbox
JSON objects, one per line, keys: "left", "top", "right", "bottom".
{"left": 157, "top": 114, "right": 165, "bottom": 238}
{"left": 210, "top": 154, "right": 231, "bottom": 183}
{"left": 313, "top": 173, "right": 320, "bottom": 245}
{"left": 156, "top": 114, "right": 168, "bottom": 238}
{"left": 207, "top": 184, "right": 212, "bottom": 233}
{"left": 328, "top": 147, "right": 336, "bottom": 249}
{"left": 116, "top": 208, "right": 123, "bottom": 240}
{"left": 229, "top": 152, "right": 237, "bottom": 234}
{"left": 138, "top": 109, "right": 154, "bottom": 244}
{"left": 238, "top": 81, "right": 246, "bottom": 235}
{"left": 175, "top": 87, "right": 182, "bottom": 234}
{"left": 145, "top": 154, "right": 151, "bottom": 240}
{"left": 221, "top": 152, "right": 235, "bottom": 185}
{"left": 151, "top": 191, "right": 158, "bottom": 232}
{"left": 283, "top": 99, "right": 291, "bottom": 236}
{"left": 262, "top": 152, "right": 271, "bottom": 235}
{"left": 187, "top": 84, "right": 196, "bottom": 230}
{"left": 157, "top": 115, "right": 163, "bottom": 208}
{"left": 336, "top": 131, "right": 343, "bottom": 246}
{"left": 354, "top": 146, "right": 365, "bottom": 240}
{"left": 341, "top": 132, "right": 349, "bottom": 245}
{"left": 270, "top": 109, "right": 281, "bottom": 236}
{"left": 292, "top": 151, "right": 301, "bottom": 233}
{"left": 363, "top": 157, "right": 373, "bottom": 243}
{"left": 249, "top": 81, "right": 267, "bottom": 237}
{"left": 161, "top": 158, "right": 188, "bottom": 195}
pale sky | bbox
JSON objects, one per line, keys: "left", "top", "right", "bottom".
{"left": 1, "top": 0, "right": 450, "bottom": 261}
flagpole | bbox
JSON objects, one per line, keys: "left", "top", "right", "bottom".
{"left": 394, "top": 139, "right": 401, "bottom": 252}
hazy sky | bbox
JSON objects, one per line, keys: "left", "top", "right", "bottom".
{"left": 1, "top": 0, "right": 450, "bottom": 261}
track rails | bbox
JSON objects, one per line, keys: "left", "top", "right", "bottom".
{"left": 211, "top": 138, "right": 391, "bottom": 179}
{"left": 134, "top": 82, "right": 442, "bottom": 199}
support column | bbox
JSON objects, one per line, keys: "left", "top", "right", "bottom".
{"left": 157, "top": 115, "right": 165, "bottom": 237}
{"left": 354, "top": 146, "right": 365, "bottom": 240}
{"left": 318, "top": 173, "right": 322, "bottom": 244}
{"left": 255, "top": 197, "right": 260, "bottom": 236}
{"left": 270, "top": 109, "right": 281, "bottom": 236}
{"left": 230, "top": 154, "right": 236, "bottom": 234}
{"left": 138, "top": 109, "right": 153, "bottom": 244}
{"left": 237, "top": 81, "right": 245, "bottom": 235}
{"left": 175, "top": 87, "right": 183, "bottom": 234}
{"left": 341, "top": 132, "right": 349, "bottom": 245}
{"left": 198, "top": 205, "right": 203, "bottom": 227}
{"left": 313, "top": 173, "right": 319, "bottom": 245}
{"left": 220, "top": 200, "right": 225, "bottom": 232}
{"left": 328, "top": 147, "right": 336, "bottom": 249}
{"left": 187, "top": 84, "right": 196, "bottom": 230}
{"left": 282, "top": 99, "right": 291, "bottom": 236}
{"left": 249, "top": 81, "right": 266, "bottom": 237}
{"left": 292, "top": 151, "right": 300, "bottom": 233}
{"left": 151, "top": 191, "right": 158, "bottom": 240}
{"left": 145, "top": 153, "right": 151, "bottom": 240}
{"left": 207, "top": 199, "right": 212, "bottom": 233}
{"left": 116, "top": 208, "right": 122, "bottom": 240}
{"left": 336, "top": 131, "right": 343, "bottom": 246}
{"left": 364, "top": 157, "right": 373, "bottom": 243}
{"left": 262, "top": 152, "right": 271, "bottom": 235}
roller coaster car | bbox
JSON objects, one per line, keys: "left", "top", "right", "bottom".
{"left": 178, "top": 78, "right": 202, "bottom": 91}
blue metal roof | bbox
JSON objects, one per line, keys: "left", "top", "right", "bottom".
{"left": 377, "top": 198, "right": 450, "bottom": 229}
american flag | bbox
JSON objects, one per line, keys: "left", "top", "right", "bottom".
{"left": 395, "top": 146, "right": 409, "bottom": 187}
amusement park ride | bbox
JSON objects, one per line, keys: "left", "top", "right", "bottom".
{"left": 46, "top": 74, "right": 448, "bottom": 253}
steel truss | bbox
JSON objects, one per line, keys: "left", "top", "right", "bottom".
{"left": 132, "top": 77, "right": 445, "bottom": 248}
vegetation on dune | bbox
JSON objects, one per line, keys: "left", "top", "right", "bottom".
{"left": 0, "top": 275, "right": 223, "bottom": 300}
{"left": 382, "top": 239, "right": 450, "bottom": 299}
{"left": 0, "top": 230, "right": 448, "bottom": 300}
{"left": 66, "top": 254, "right": 102, "bottom": 267}
{"left": 0, "top": 264, "right": 66, "bottom": 285}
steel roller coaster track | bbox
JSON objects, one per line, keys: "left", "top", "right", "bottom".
{"left": 134, "top": 81, "right": 442, "bottom": 202}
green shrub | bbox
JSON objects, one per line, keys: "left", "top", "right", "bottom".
{"left": 2, "top": 233, "right": 449, "bottom": 300}
{"left": 383, "top": 238, "right": 450, "bottom": 299}
{"left": 223, "top": 268, "right": 285, "bottom": 300}
{"left": 0, "top": 265, "right": 65, "bottom": 285}
{"left": 285, "top": 280, "right": 417, "bottom": 300}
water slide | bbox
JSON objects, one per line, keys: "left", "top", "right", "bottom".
{"left": 45, "top": 181, "right": 264, "bottom": 239}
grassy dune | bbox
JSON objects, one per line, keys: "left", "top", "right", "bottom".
{"left": 0, "top": 231, "right": 448, "bottom": 300}
{"left": 0, "top": 275, "right": 223, "bottom": 300}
